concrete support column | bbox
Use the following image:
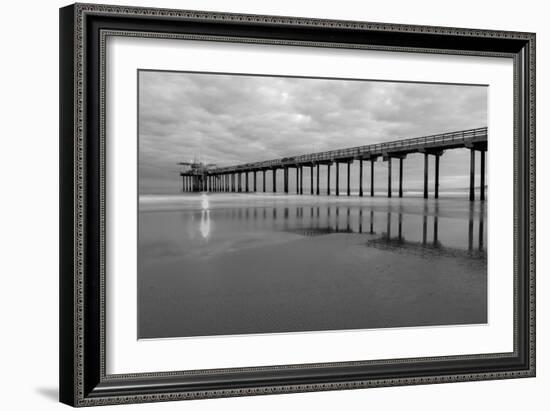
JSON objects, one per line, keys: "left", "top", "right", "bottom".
{"left": 480, "top": 150, "right": 486, "bottom": 201}
{"left": 327, "top": 163, "right": 331, "bottom": 195}
{"left": 300, "top": 166, "right": 303, "bottom": 194}
{"left": 469, "top": 149, "right": 475, "bottom": 201}
{"left": 272, "top": 169, "right": 277, "bottom": 193}
{"left": 370, "top": 160, "right": 374, "bottom": 197}
{"left": 399, "top": 158, "right": 404, "bottom": 198}
{"left": 335, "top": 162, "right": 339, "bottom": 196}
{"left": 296, "top": 167, "right": 299, "bottom": 194}
{"left": 359, "top": 159, "right": 363, "bottom": 197}
{"left": 284, "top": 167, "right": 289, "bottom": 193}
{"left": 263, "top": 170, "right": 266, "bottom": 192}
{"left": 435, "top": 154, "right": 440, "bottom": 199}
{"left": 310, "top": 166, "right": 314, "bottom": 195}
{"left": 387, "top": 158, "right": 392, "bottom": 198}
{"left": 423, "top": 153, "right": 429, "bottom": 199}
{"left": 316, "top": 164, "right": 320, "bottom": 195}
{"left": 253, "top": 171, "right": 257, "bottom": 192}
{"left": 245, "top": 172, "right": 249, "bottom": 192}
{"left": 347, "top": 162, "right": 351, "bottom": 196}
{"left": 238, "top": 173, "right": 242, "bottom": 192}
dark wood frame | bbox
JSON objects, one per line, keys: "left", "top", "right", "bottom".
{"left": 60, "top": 3, "right": 536, "bottom": 407}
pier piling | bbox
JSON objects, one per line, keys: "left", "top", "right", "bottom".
{"left": 399, "top": 158, "right": 403, "bottom": 198}
{"left": 335, "top": 162, "right": 340, "bottom": 196}
{"left": 423, "top": 153, "right": 428, "bottom": 199}
{"left": 480, "top": 150, "right": 486, "bottom": 201}
{"left": 359, "top": 159, "right": 363, "bottom": 197}
{"left": 370, "top": 159, "right": 375, "bottom": 197}
{"left": 469, "top": 149, "right": 475, "bottom": 201}
{"left": 387, "top": 158, "right": 392, "bottom": 198}
{"left": 327, "top": 163, "right": 331, "bottom": 195}
{"left": 347, "top": 162, "right": 351, "bottom": 196}
{"left": 435, "top": 154, "right": 440, "bottom": 199}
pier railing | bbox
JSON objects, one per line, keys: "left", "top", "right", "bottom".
{"left": 180, "top": 126, "right": 488, "bottom": 200}
{"left": 212, "top": 127, "right": 487, "bottom": 173}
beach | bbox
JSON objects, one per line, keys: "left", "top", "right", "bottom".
{"left": 138, "top": 193, "right": 487, "bottom": 339}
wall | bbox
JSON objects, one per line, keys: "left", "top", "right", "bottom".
{"left": 0, "top": 0, "right": 546, "bottom": 409}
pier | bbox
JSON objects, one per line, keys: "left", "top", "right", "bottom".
{"left": 180, "top": 127, "right": 487, "bottom": 201}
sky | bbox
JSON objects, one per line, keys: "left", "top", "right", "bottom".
{"left": 138, "top": 70, "right": 487, "bottom": 195}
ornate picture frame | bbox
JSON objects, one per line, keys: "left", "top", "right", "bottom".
{"left": 59, "top": 3, "right": 535, "bottom": 406}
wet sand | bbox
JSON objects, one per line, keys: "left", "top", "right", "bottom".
{"left": 138, "top": 194, "right": 487, "bottom": 339}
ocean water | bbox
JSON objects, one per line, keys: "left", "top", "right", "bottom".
{"left": 138, "top": 193, "right": 487, "bottom": 339}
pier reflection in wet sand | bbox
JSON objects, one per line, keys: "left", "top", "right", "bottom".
{"left": 138, "top": 194, "right": 487, "bottom": 339}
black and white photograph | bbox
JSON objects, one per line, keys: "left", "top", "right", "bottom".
{"left": 50, "top": 1, "right": 537, "bottom": 408}
{"left": 138, "top": 70, "right": 488, "bottom": 339}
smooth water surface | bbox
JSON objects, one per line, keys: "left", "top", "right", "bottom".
{"left": 138, "top": 193, "right": 487, "bottom": 339}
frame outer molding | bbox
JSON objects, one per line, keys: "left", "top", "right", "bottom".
{"left": 60, "top": 2, "right": 536, "bottom": 407}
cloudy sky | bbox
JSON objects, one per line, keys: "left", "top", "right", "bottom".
{"left": 138, "top": 70, "right": 487, "bottom": 194}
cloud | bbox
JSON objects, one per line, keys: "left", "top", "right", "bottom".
{"left": 138, "top": 71, "right": 487, "bottom": 194}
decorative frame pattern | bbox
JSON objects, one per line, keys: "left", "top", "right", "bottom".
{"left": 59, "top": 3, "right": 535, "bottom": 407}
